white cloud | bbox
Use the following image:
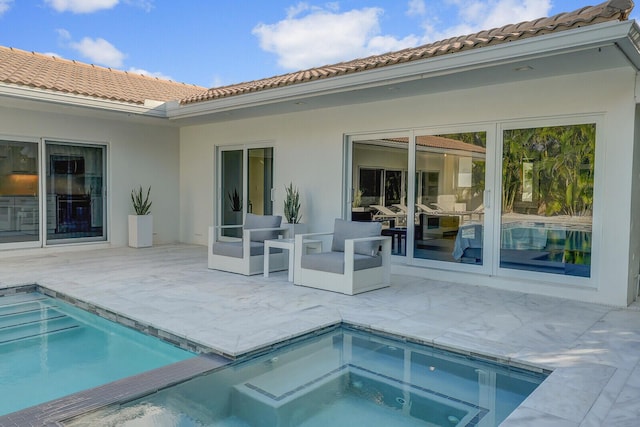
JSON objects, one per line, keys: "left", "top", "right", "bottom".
{"left": 253, "top": 5, "right": 418, "bottom": 70}
{"left": 128, "top": 67, "right": 172, "bottom": 81}
{"left": 45, "top": 0, "right": 119, "bottom": 14}
{"left": 407, "top": 0, "right": 426, "bottom": 17}
{"left": 0, "top": 0, "right": 13, "bottom": 16}
{"left": 422, "top": 0, "right": 552, "bottom": 42}
{"left": 123, "top": 0, "right": 153, "bottom": 12}
{"left": 70, "top": 37, "right": 125, "bottom": 67}
{"left": 56, "top": 28, "right": 72, "bottom": 41}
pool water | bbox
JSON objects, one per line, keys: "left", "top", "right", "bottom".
{"left": 67, "top": 326, "right": 547, "bottom": 427}
{"left": 0, "top": 292, "right": 195, "bottom": 416}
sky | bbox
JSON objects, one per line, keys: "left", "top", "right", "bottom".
{"left": 0, "top": 1, "right": 637, "bottom": 89}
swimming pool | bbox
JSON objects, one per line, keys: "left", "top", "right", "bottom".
{"left": 66, "top": 326, "right": 547, "bottom": 426}
{"left": 0, "top": 291, "right": 195, "bottom": 416}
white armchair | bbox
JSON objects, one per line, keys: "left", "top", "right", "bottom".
{"left": 293, "top": 219, "right": 391, "bottom": 295}
{"left": 208, "top": 213, "right": 288, "bottom": 276}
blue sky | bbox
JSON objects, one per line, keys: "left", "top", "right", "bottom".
{"left": 0, "top": 1, "right": 636, "bottom": 88}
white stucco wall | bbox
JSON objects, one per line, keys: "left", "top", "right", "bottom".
{"left": 181, "top": 67, "right": 637, "bottom": 306}
{"left": 0, "top": 105, "right": 181, "bottom": 247}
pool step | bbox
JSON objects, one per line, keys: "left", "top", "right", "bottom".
{"left": 0, "top": 316, "right": 81, "bottom": 345}
{"left": 0, "top": 299, "right": 82, "bottom": 345}
{"left": 0, "top": 298, "right": 62, "bottom": 322}
{"left": 0, "top": 307, "right": 67, "bottom": 330}
{"left": 0, "top": 292, "right": 48, "bottom": 305}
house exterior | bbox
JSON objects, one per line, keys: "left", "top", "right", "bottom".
{"left": 1, "top": 0, "right": 640, "bottom": 307}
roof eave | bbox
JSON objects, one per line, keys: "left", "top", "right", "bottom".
{"left": 0, "top": 82, "right": 170, "bottom": 118}
{"left": 167, "top": 20, "right": 640, "bottom": 121}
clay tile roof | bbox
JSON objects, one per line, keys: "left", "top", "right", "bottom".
{"left": 182, "top": 0, "right": 634, "bottom": 105}
{"left": 0, "top": 46, "right": 206, "bottom": 105}
{"left": 385, "top": 136, "right": 487, "bottom": 154}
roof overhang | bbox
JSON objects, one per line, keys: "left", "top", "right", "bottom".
{"left": 167, "top": 20, "right": 640, "bottom": 125}
{"left": 0, "top": 80, "right": 174, "bottom": 124}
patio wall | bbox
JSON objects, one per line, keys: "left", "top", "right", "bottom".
{"left": 0, "top": 104, "right": 181, "bottom": 247}
{"left": 180, "top": 67, "right": 638, "bottom": 307}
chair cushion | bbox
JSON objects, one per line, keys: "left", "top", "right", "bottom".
{"left": 331, "top": 218, "right": 382, "bottom": 256}
{"left": 244, "top": 213, "right": 282, "bottom": 242}
{"left": 301, "top": 252, "right": 382, "bottom": 274}
{"left": 212, "top": 241, "right": 265, "bottom": 258}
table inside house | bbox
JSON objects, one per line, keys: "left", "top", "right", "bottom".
{"left": 263, "top": 238, "right": 322, "bottom": 282}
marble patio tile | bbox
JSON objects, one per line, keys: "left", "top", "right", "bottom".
{"left": 579, "top": 367, "right": 632, "bottom": 427}
{"left": 446, "top": 305, "right": 540, "bottom": 343}
{"left": 359, "top": 316, "right": 442, "bottom": 344}
{"left": 522, "top": 363, "right": 616, "bottom": 423}
{"left": 432, "top": 331, "right": 522, "bottom": 361}
{"left": 501, "top": 406, "right": 579, "bottom": 427}
{"left": 505, "top": 304, "right": 608, "bottom": 354}
{"left": 599, "top": 361, "right": 640, "bottom": 426}
{"left": 569, "top": 309, "right": 640, "bottom": 369}
{"left": 340, "top": 306, "right": 414, "bottom": 328}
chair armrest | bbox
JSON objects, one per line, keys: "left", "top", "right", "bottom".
{"left": 242, "top": 226, "right": 289, "bottom": 243}
{"left": 294, "top": 232, "right": 333, "bottom": 253}
{"left": 212, "top": 224, "right": 243, "bottom": 230}
{"left": 296, "top": 231, "right": 334, "bottom": 238}
{"left": 346, "top": 235, "right": 389, "bottom": 243}
{"left": 343, "top": 236, "right": 391, "bottom": 255}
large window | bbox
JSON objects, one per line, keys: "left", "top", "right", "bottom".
{"left": 500, "top": 124, "right": 594, "bottom": 277}
{"left": 348, "top": 120, "right": 595, "bottom": 282}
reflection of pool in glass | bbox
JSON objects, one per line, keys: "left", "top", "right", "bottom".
{"left": 454, "top": 221, "right": 592, "bottom": 277}
{"left": 500, "top": 224, "right": 591, "bottom": 277}
{"left": 66, "top": 326, "right": 548, "bottom": 427}
{"left": 0, "top": 291, "right": 195, "bottom": 416}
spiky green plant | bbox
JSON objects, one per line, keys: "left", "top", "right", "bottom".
{"left": 284, "top": 183, "right": 301, "bottom": 224}
{"left": 131, "top": 185, "right": 152, "bottom": 215}
{"left": 228, "top": 189, "right": 242, "bottom": 211}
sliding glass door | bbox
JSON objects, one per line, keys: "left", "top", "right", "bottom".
{"left": 351, "top": 135, "right": 409, "bottom": 255}
{"left": 218, "top": 146, "right": 274, "bottom": 236}
{"left": 347, "top": 119, "right": 596, "bottom": 283}
{"left": 413, "top": 132, "right": 487, "bottom": 264}
{"left": 45, "top": 141, "right": 106, "bottom": 244}
{"left": 0, "top": 140, "right": 39, "bottom": 246}
{"left": 0, "top": 139, "right": 106, "bottom": 248}
{"left": 349, "top": 131, "right": 488, "bottom": 262}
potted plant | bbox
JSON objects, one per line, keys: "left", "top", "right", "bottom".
{"left": 352, "top": 188, "right": 364, "bottom": 211}
{"left": 228, "top": 188, "right": 242, "bottom": 212}
{"left": 128, "top": 185, "right": 153, "bottom": 248}
{"left": 284, "top": 182, "right": 305, "bottom": 237}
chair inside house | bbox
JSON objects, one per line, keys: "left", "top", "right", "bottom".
{"left": 460, "top": 204, "right": 485, "bottom": 223}
{"left": 431, "top": 194, "right": 458, "bottom": 212}
{"left": 293, "top": 218, "right": 391, "bottom": 295}
{"left": 370, "top": 204, "right": 406, "bottom": 226}
{"left": 415, "top": 203, "right": 442, "bottom": 214}
{"left": 208, "top": 213, "right": 288, "bottom": 276}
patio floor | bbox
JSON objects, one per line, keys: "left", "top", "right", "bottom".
{"left": 1, "top": 243, "right": 639, "bottom": 426}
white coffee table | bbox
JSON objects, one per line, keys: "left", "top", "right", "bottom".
{"left": 263, "top": 238, "right": 321, "bottom": 281}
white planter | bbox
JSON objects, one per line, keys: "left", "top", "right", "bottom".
{"left": 128, "top": 214, "right": 153, "bottom": 248}
{"left": 285, "top": 223, "right": 306, "bottom": 238}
